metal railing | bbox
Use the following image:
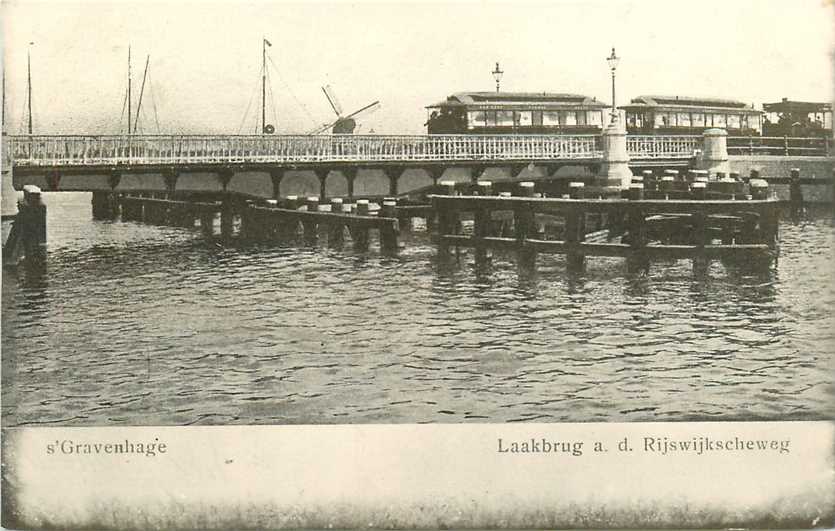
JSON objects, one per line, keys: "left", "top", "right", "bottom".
{"left": 727, "top": 136, "right": 832, "bottom": 156}
{"left": 626, "top": 135, "right": 701, "bottom": 159}
{"left": 6, "top": 134, "right": 603, "bottom": 167}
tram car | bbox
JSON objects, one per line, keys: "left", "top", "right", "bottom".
{"left": 621, "top": 95, "right": 763, "bottom": 136}
{"left": 425, "top": 92, "right": 610, "bottom": 135}
{"left": 761, "top": 98, "right": 832, "bottom": 138}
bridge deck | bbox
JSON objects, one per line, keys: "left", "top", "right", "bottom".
{"left": 6, "top": 134, "right": 700, "bottom": 168}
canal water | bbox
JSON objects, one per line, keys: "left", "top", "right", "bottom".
{"left": 2, "top": 192, "right": 833, "bottom": 426}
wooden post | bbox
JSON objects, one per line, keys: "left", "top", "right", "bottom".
{"left": 626, "top": 183, "right": 648, "bottom": 273}
{"left": 379, "top": 199, "right": 399, "bottom": 253}
{"left": 691, "top": 181, "right": 707, "bottom": 200}
{"left": 283, "top": 195, "right": 299, "bottom": 210}
{"left": 302, "top": 196, "right": 319, "bottom": 243}
{"left": 565, "top": 182, "right": 585, "bottom": 272}
{"left": 92, "top": 191, "right": 118, "bottom": 220}
{"left": 16, "top": 186, "right": 47, "bottom": 266}
{"left": 476, "top": 180, "right": 492, "bottom": 196}
{"left": 278, "top": 195, "right": 299, "bottom": 240}
{"left": 353, "top": 199, "right": 370, "bottom": 251}
{"left": 659, "top": 175, "right": 675, "bottom": 199}
{"left": 514, "top": 181, "right": 536, "bottom": 241}
{"left": 789, "top": 167, "right": 803, "bottom": 219}
{"left": 328, "top": 198, "right": 345, "bottom": 247}
{"left": 472, "top": 191, "right": 492, "bottom": 265}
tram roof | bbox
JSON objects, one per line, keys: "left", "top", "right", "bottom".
{"left": 622, "top": 95, "right": 758, "bottom": 112}
{"left": 426, "top": 92, "right": 609, "bottom": 109}
{"left": 762, "top": 99, "right": 832, "bottom": 113}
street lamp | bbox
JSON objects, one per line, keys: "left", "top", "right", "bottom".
{"left": 492, "top": 62, "right": 504, "bottom": 93}
{"left": 606, "top": 47, "right": 620, "bottom": 124}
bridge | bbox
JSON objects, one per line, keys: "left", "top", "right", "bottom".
{"left": 7, "top": 132, "right": 704, "bottom": 200}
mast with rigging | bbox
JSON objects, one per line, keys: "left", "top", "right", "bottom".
{"left": 133, "top": 55, "right": 150, "bottom": 134}
{"left": 127, "top": 45, "right": 132, "bottom": 135}
{"left": 26, "top": 42, "right": 33, "bottom": 135}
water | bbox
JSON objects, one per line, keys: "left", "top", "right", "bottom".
{"left": 2, "top": 192, "right": 833, "bottom": 426}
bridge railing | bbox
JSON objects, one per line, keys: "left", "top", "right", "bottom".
{"left": 7, "top": 134, "right": 603, "bottom": 166}
{"left": 626, "top": 135, "right": 701, "bottom": 159}
{"left": 727, "top": 136, "right": 832, "bottom": 157}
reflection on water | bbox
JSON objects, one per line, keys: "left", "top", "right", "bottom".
{"left": 2, "top": 193, "right": 834, "bottom": 426}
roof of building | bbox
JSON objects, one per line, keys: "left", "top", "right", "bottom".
{"left": 762, "top": 98, "right": 832, "bottom": 113}
{"left": 426, "top": 92, "right": 609, "bottom": 109}
{"left": 622, "top": 95, "right": 758, "bottom": 112}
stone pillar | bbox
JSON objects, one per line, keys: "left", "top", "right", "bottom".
{"left": 695, "top": 128, "right": 730, "bottom": 175}
{"left": 598, "top": 121, "right": 633, "bottom": 191}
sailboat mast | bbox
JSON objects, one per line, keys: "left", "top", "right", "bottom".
{"left": 261, "top": 38, "right": 266, "bottom": 134}
{"left": 27, "top": 45, "right": 33, "bottom": 135}
{"left": 133, "top": 55, "right": 150, "bottom": 134}
{"left": 2, "top": 68, "right": 6, "bottom": 135}
{"left": 127, "top": 45, "right": 132, "bottom": 135}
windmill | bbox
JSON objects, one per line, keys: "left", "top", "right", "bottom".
{"left": 310, "top": 85, "right": 380, "bottom": 135}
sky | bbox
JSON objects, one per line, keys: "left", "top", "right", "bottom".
{"left": 2, "top": 0, "right": 834, "bottom": 135}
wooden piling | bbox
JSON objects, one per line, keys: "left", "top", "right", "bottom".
{"left": 514, "top": 181, "right": 536, "bottom": 240}
{"left": 200, "top": 210, "right": 215, "bottom": 238}
{"left": 379, "top": 199, "right": 399, "bottom": 253}
{"left": 353, "top": 199, "right": 370, "bottom": 250}
{"left": 302, "top": 197, "right": 320, "bottom": 243}
{"left": 328, "top": 198, "right": 345, "bottom": 246}
{"left": 789, "top": 167, "right": 803, "bottom": 218}
{"left": 92, "top": 191, "right": 118, "bottom": 220}
{"left": 4, "top": 186, "right": 47, "bottom": 267}
{"left": 565, "top": 182, "right": 585, "bottom": 272}
{"left": 691, "top": 181, "right": 707, "bottom": 201}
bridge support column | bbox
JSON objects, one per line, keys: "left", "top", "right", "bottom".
{"left": 3, "top": 186, "right": 47, "bottom": 267}
{"left": 695, "top": 128, "right": 730, "bottom": 176}
{"left": 598, "top": 121, "right": 633, "bottom": 193}
{"left": 92, "top": 191, "right": 119, "bottom": 220}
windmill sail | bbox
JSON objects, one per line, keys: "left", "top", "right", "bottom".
{"left": 322, "top": 85, "right": 343, "bottom": 117}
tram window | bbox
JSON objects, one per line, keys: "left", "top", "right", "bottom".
{"left": 692, "top": 113, "right": 705, "bottom": 127}
{"left": 589, "top": 111, "right": 602, "bottom": 126}
{"left": 727, "top": 114, "right": 740, "bottom": 128}
{"left": 485, "top": 111, "right": 498, "bottom": 127}
{"left": 576, "top": 111, "right": 587, "bottom": 126}
{"left": 543, "top": 111, "right": 560, "bottom": 126}
{"left": 740, "top": 114, "right": 748, "bottom": 129}
{"left": 565, "top": 111, "right": 577, "bottom": 126}
{"left": 655, "top": 113, "right": 670, "bottom": 127}
{"left": 496, "top": 110, "right": 514, "bottom": 127}
{"left": 713, "top": 114, "right": 727, "bottom": 127}
{"left": 467, "top": 111, "right": 484, "bottom": 128}
{"left": 825, "top": 112, "right": 832, "bottom": 129}
{"left": 677, "top": 113, "right": 691, "bottom": 127}
{"left": 532, "top": 111, "right": 543, "bottom": 126}
{"left": 516, "top": 111, "right": 533, "bottom": 127}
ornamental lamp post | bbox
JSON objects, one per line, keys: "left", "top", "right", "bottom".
{"left": 606, "top": 47, "right": 620, "bottom": 124}
{"left": 492, "top": 62, "right": 504, "bottom": 93}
